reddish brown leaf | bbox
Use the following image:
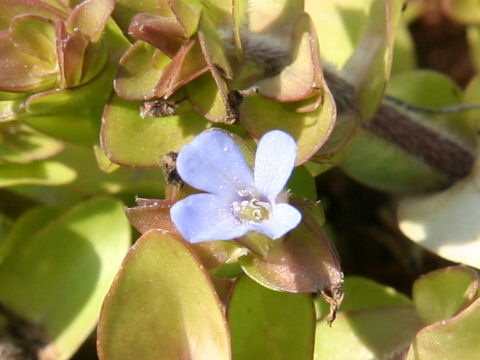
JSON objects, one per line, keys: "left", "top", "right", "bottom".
{"left": 125, "top": 198, "right": 178, "bottom": 235}
{"left": 128, "top": 12, "right": 186, "bottom": 57}
{"left": 155, "top": 38, "right": 208, "bottom": 98}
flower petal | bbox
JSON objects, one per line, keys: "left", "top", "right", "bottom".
{"left": 252, "top": 203, "right": 302, "bottom": 239}
{"left": 170, "top": 193, "right": 249, "bottom": 242}
{"left": 176, "top": 130, "right": 254, "bottom": 196}
{"left": 254, "top": 130, "right": 297, "bottom": 201}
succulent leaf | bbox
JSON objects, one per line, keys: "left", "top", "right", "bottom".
{"left": 65, "top": 0, "right": 114, "bottom": 42}
{"left": 256, "top": 13, "right": 322, "bottom": 102}
{"left": 128, "top": 13, "right": 186, "bottom": 57}
{"left": 115, "top": 41, "right": 170, "bottom": 100}
{"left": 155, "top": 38, "right": 208, "bottom": 98}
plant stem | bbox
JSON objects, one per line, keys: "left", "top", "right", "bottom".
{"left": 324, "top": 70, "right": 476, "bottom": 182}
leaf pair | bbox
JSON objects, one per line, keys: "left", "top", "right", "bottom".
{"left": 315, "top": 266, "right": 480, "bottom": 360}
{"left": 0, "top": 197, "right": 130, "bottom": 360}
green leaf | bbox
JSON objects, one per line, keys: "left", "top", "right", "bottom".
{"left": 97, "top": 230, "right": 231, "bottom": 360}
{"left": 463, "top": 74, "right": 480, "bottom": 129}
{"left": 0, "top": 206, "right": 62, "bottom": 264}
{"left": 200, "top": 0, "right": 232, "bottom": 21}
{"left": 0, "top": 197, "right": 130, "bottom": 360}
{"left": 398, "top": 159, "right": 480, "bottom": 268}
{"left": 193, "top": 240, "right": 246, "bottom": 276}
{"left": 0, "top": 0, "right": 68, "bottom": 32}
{"left": 245, "top": 0, "right": 303, "bottom": 35}
{"left": 315, "top": 306, "right": 423, "bottom": 360}
{"left": 25, "top": 23, "right": 127, "bottom": 116}
{"left": 240, "top": 202, "right": 342, "bottom": 294}
{"left": 155, "top": 39, "right": 208, "bottom": 99}
{"left": 0, "top": 24, "right": 58, "bottom": 92}
{"left": 232, "top": 0, "right": 248, "bottom": 57}
{"left": 186, "top": 73, "right": 231, "bottom": 122}
{"left": 23, "top": 65, "right": 122, "bottom": 144}
{"left": 101, "top": 94, "right": 209, "bottom": 167}
{"left": 239, "top": 93, "right": 335, "bottom": 165}
{"left": 115, "top": 41, "right": 170, "bottom": 100}
{"left": 387, "top": 70, "right": 477, "bottom": 144}
{"left": 21, "top": 19, "right": 130, "bottom": 144}
{"left": 342, "top": 0, "right": 405, "bottom": 119}
{"left": 467, "top": 27, "right": 480, "bottom": 72}
{"left": 228, "top": 275, "right": 315, "bottom": 360}
{"left": 53, "top": 143, "right": 166, "bottom": 198}
{"left": 412, "top": 266, "right": 479, "bottom": 325}
{"left": 128, "top": 12, "right": 186, "bottom": 57}
{"left": 315, "top": 275, "right": 412, "bottom": 323}
{"left": 193, "top": 13, "right": 235, "bottom": 124}
{"left": 286, "top": 165, "right": 317, "bottom": 201}
{"left": 0, "top": 160, "right": 76, "bottom": 187}
{"left": 168, "top": 0, "right": 202, "bottom": 38}
{"left": 7, "top": 184, "right": 83, "bottom": 208}
{"left": 66, "top": 0, "right": 114, "bottom": 42}
{"left": 111, "top": 0, "right": 159, "bottom": 32}
{"left": 341, "top": 71, "right": 474, "bottom": 192}
{"left": 0, "top": 98, "right": 25, "bottom": 121}
{"left": 125, "top": 198, "right": 177, "bottom": 234}
{"left": 341, "top": 129, "right": 449, "bottom": 192}
{"left": 197, "top": 11, "right": 232, "bottom": 80}
{"left": 21, "top": 114, "right": 97, "bottom": 145}
{"left": 304, "top": 160, "right": 338, "bottom": 177}
{"left": 407, "top": 299, "right": 480, "bottom": 360}
{"left": 57, "top": 23, "right": 91, "bottom": 87}
{"left": 391, "top": 19, "right": 416, "bottom": 74}
{"left": 256, "top": 13, "right": 322, "bottom": 102}
{"left": 93, "top": 144, "right": 120, "bottom": 173}
{"left": 80, "top": 36, "right": 110, "bottom": 84}
{"left": 306, "top": 0, "right": 371, "bottom": 67}
{"left": 339, "top": 276, "right": 412, "bottom": 312}
{"left": 0, "top": 124, "right": 64, "bottom": 164}
{"left": 0, "top": 213, "right": 13, "bottom": 247}
{"left": 0, "top": 90, "right": 27, "bottom": 100}
{"left": 10, "top": 14, "right": 57, "bottom": 63}
{"left": 444, "top": 0, "right": 480, "bottom": 24}
{"left": 5, "top": 142, "right": 165, "bottom": 207}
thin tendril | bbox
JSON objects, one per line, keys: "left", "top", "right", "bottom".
{"left": 384, "top": 95, "right": 480, "bottom": 114}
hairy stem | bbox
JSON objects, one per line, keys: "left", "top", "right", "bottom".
{"left": 324, "top": 70, "right": 476, "bottom": 182}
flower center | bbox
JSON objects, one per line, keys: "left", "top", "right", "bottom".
{"left": 232, "top": 190, "right": 271, "bottom": 224}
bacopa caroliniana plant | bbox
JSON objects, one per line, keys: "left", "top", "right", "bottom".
{"left": 2, "top": 0, "right": 480, "bottom": 359}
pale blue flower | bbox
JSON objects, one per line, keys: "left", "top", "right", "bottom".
{"left": 170, "top": 129, "right": 302, "bottom": 243}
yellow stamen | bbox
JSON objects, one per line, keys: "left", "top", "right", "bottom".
{"left": 232, "top": 199, "right": 271, "bottom": 223}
